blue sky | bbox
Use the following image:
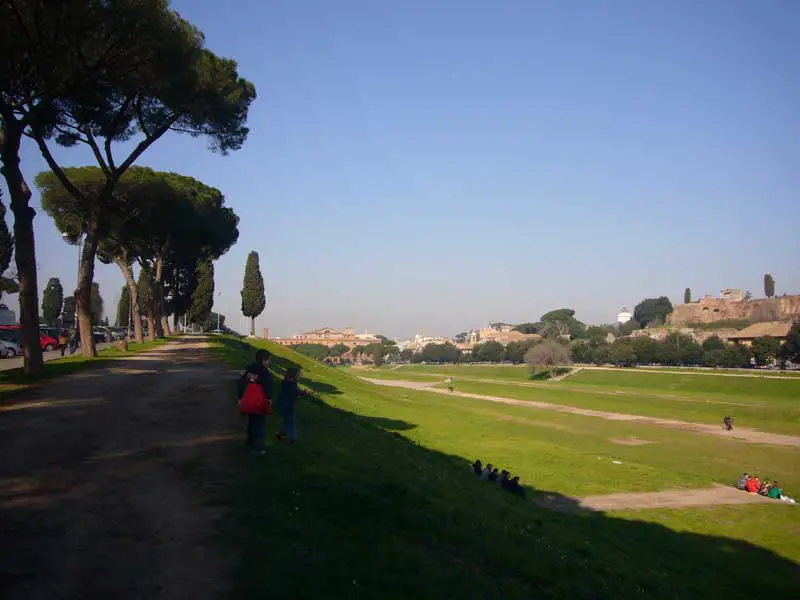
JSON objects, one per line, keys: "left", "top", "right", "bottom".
{"left": 3, "top": 0, "right": 799, "bottom": 338}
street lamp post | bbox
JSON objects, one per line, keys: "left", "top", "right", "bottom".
{"left": 217, "top": 291, "right": 221, "bottom": 332}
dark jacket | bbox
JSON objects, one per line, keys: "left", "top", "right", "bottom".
{"left": 277, "top": 379, "right": 299, "bottom": 414}
{"left": 244, "top": 362, "right": 272, "bottom": 398}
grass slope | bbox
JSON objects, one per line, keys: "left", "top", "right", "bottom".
{"left": 207, "top": 337, "right": 800, "bottom": 599}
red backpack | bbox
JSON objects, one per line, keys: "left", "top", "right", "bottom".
{"left": 239, "top": 375, "right": 272, "bottom": 415}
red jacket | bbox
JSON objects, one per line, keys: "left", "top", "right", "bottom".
{"left": 745, "top": 478, "right": 760, "bottom": 493}
{"left": 240, "top": 381, "right": 272, "bottom": 415}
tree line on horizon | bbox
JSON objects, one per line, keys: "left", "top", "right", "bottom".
{"left": 1, "top": 0, "right": 256, "bottom": 371}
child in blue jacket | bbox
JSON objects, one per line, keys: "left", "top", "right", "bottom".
{"left": 276, "top": 366, "right": 301, "bottom": 443}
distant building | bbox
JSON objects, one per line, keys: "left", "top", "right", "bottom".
{"left": 720, "top": 288, "right": 744, "bottom": 303}
{"left": 616, "top": 307, "right": 632, "bottom": 324}
{"left": 467, "top": 324, "right": 539, "bottom": 346}
{"left": 727, "top": 321, "right": 793, "bottom": 347}
{"left": 271, "top": 327, "right": 380, "bottom": 349}
{"left": 406, "top": 334, "right": 452, "bottom": 351}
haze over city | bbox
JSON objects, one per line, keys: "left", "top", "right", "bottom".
{"left": 5, "top": 0, "right": 799, "bottom": 338}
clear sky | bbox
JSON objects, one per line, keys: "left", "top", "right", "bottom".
{"left": 3, "top": 0, "right": 799, "bottom": 339}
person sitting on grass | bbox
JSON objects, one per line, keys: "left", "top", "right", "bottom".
{"left": 481, "top": 463, "right": 493, "bottom": 480}
{"left": 488, "top": 468, "right": 500, "bottom": 482}
{"left": 767, "top": 481, "right": 784, "bottom": 500}
{"left": 497, "top": 470, "right": 509, "bottom": 486}
{"left": 736, "top": 473, "right": 749, "bottom": 490}
{"left": 505, "top": 476, "right": 525, "bottom": 498}
{"left": 472, "top": 460, "right": 483, "bottom": 475}
{"left": 759, "top": 479, "right": 772, "bottom": 496}
{"left": 745, "top": 475, "right": 761, "bottom": 494}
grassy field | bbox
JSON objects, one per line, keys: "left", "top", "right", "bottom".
{"left": 363, "top": 365, "right": 800, "bottom": 435}
{"left": 204, "top": 337, "right": 799, "bottom": 599}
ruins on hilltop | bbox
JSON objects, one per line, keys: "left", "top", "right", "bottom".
{"left": 667, "top": 289, "right": 800, "bottom": 325}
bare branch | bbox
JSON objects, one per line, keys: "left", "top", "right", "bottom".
{"left": 29, "top": 134, "right": 86, "bottom": 203}
{"left": 114, "top": 114, "right": 180, "bottom": 178}
{"left": 104, "top": 96, "right": 135, "bottom": 171}
{"left": 84, "top": 129, "right": 110, "bottom": 176}
{"left": 134, "top": 97, "right": 151, "bottom": 138}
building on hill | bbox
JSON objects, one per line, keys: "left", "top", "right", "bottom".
{"left": 405, "top": 334, "right": 453, "bottom": 352}
{"left": 727, "top": 321, "right": 794, "bottom": 347}
{"left": 668, "top": 290, "right": 800, "bottom": 325}
{"left": 467, "top": 326, "right": 539, "bottom": 346}
{"left": 616, "top": 307, "right": 632, "bottom": 324}
{"left": 272, "top": 327, "right": 380, "bottom": 349}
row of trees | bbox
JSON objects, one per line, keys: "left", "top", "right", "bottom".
{"left": 290, "top": 336, "right": 400, "bottom": 366}
{"left": 1, "top": 0, "right": 256, "bottom": 371}
{"left": 408, "top": 324, "right": 800, "bottom": 370}
{"left": 42, "top": 276, "right": 103, "bottom": 326}
{"left": 510, "top": 300, "right": 676, "bottom": 342}
{"left": 39, "top": 166, "right": 239, "bottom": 347}
{"left": 572, "top": 328, "right": 800, "bottom": 368}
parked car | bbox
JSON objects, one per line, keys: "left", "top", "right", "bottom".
{"left": 0, "top": 338, "right": 21, "bottom": 357}
{"left": 0, "top": 325, "right": 58, "bottom": 351}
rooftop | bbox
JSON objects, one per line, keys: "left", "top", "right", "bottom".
{"left": 727, "top": 321, "right": 794, "bottom": 340}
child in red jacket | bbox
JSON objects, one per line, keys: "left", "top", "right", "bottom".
{"left": 239, "top": 349, "right": 273, "bottom": 455}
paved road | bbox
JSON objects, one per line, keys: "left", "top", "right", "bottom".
{"left": 0, "top": 343, "right": 114, "bottom": 372}
{"left": 0, "top": 337, "right": 236, "bottom": 599}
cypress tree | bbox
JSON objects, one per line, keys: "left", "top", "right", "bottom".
{"left": 240, "top": 251, "right": 266, "bottom": 336}
{"left": 116, "top": 285, "right": 130, "bottom": 327}
{"left": 188, "top": 259, "right": 215, "bottom": 330}
{"left": 42, "top": 277, "right": 64, "bottom": 326}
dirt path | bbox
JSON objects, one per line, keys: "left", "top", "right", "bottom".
{"left": 537, "top": 483, "right": 782, "bottom": 512}
{"left": 363, "top": 378, "right": 800, "bottom": 448}
{"left": 0, "top": 338, "right": 239, "bottom": 600}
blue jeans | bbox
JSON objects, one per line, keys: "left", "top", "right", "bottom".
{"left": 247, "top": 414, "right": 266, "bottom": 452}
{"left": 281, "top": 412, "right": 297, "bottom": 440}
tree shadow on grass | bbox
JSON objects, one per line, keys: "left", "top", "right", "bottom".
{"left": 214, "top": 336, "right": 344, "bottom": 396}
{"left": 221, "top": 388, "right": 800, "bottom": 599}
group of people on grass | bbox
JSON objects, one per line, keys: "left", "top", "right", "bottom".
{"left": 238, "top": 349, "right": 302, "bottom": 455}
{"left": 472, "top": 460, "right": 525, "bottom": 497}
{"left": 737, "top": 473, "right": 795, "bottom": 503}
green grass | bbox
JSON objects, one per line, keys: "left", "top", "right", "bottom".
{"left": 202, "top": 337, "right": 800, "bottom": 599}
{"left": 0, "top": 338, "right": 171, "bottom": 401}
{"left": 439, "top": 379, "right": 800, "bottom": 436}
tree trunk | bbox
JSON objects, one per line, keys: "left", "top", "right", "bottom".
{"left": 250, "top": 316, "right": 255, "bottom": 336}
{"left": 153, "top": 256, "right": 166, "bottom": 337}
{"left": 146, "top": 315, "right": 156, "bottom": 341}
{"left": 75, "top": 229, "right": 99, "bottom": 357}
{"left": 113, "top": 256, "right": 144, "bottom": 344}
{"left": 162, "top": 315, "right": 171, "bottom": 336}
{"left": 1, "top": 120, "right": 44, "bottom": 373}
{"left": 172, "top": 312, "right": 179, "bottom": 333}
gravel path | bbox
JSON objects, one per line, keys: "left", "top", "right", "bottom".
{"left": 537, "top": 483, "right": 780, "bottom": 512}
{"left": 0, "top": 338, "right": 238, "bottom": 600}
{"left": 362, "top": 378, "right": 800, "bottom": 448}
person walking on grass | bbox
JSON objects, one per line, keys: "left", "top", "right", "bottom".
{"left": 276, "top": 366, "right": 301, "bottom": 443}
{"left": 238, "top": 349, "right": 273, "bottom": 455}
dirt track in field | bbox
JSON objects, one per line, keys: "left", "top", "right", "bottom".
{"left": 362, "top": 378, "right": 800, "bottom": 448}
